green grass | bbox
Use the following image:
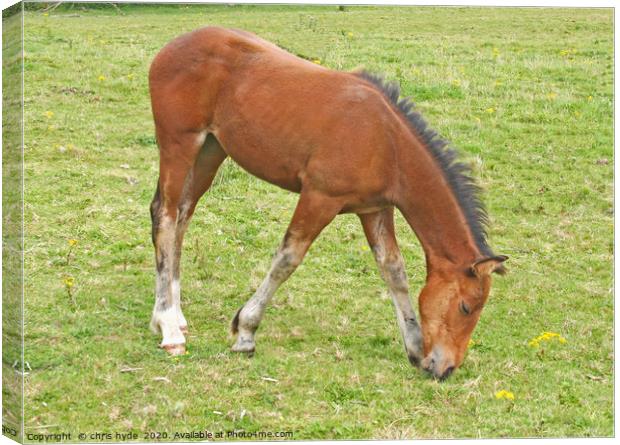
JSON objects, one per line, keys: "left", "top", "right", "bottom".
{"left": 3, "top": 8, "right": 25, "bottom": 442}
{"left": 20, "top": 3, "right": 612, "bottom": 440}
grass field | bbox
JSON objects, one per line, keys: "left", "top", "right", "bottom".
{"left": 3, "top": 7, "right": 25, "bottom": 440}
{"left": 19, "top": 3, "right": 613, "bottom": 440}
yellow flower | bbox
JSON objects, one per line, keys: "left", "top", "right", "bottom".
{"left": 574, "top": 111, "right": 582, "bottom": 118}
{"left": 495, "top": 390, "right": 515, "bottom": 400}
{"left": 528, "top": 331, "right": 567, "bottom": 347}
{"left": 560, "top": 48, "right": 576, "bottom": 57}
{"left": 492, "top": 47, "right": 500, "bottom": 57}
{"left": 468, "top": 339, "right": 476, "bottom": 348}
{"left": 43, "top": 13, "right": 49, "bottom": 17}
{"left": 347, "top": 32, "right": 354, "bottom": 38}
{"left": 587, "top": 95, "right": 593, "bottom": 101}
{"left": 312, "top": 59, "right": 322, "bottom": 65}
{"left": 68, "top": 239, "right": 78, "bottom": 247}
{"left": 451, "top": 79, "right": 461, "bottom": 87}
{"left": 98, "top": 75, "right": 106, "bottom": 81}
{"left": 44, "top": 111, "right": 54, "bottom": 119}
{"left": 494, "top": 80, "right": 503, "bottom": 86}
{"left": 546, "top": 92, "right": 557, "bottom": 100}
{"left": 64, "top": 277, "right": 75, "bottom": 288}
{"left": 485, "top": 107, "right": 496, "bottom": 114}
{"left": 126, "top": 73, "right": 135, "bottom": 80}
{"left": 542, "top": 331, "right": 564, "bottom": 340}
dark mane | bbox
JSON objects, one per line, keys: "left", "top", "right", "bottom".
{"left": 356, "top": 70, "right": 493, "bottom": 258}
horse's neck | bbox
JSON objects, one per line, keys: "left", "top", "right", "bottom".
{"left": 395, "top": 147, "right": 481, "bottom": 272}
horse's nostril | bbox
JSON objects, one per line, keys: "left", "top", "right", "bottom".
{"left": 423, "top": 359, "right": 435, "bottom": 373}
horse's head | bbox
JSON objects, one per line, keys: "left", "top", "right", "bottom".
{"left": 417, "top": 255, "right": 507, "bottom": 380}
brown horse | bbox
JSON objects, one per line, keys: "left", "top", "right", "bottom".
{"left": 148, "top": 27, "right": 507, "bottom": 380}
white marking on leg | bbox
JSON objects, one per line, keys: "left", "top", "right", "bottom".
{"left": 232, "top": 246, "right": 298, "bottom": 352}
{"left": 371, "top": 230, "right": 422, "bottom": 363}
{"left": 153, "top": 306, "right": 186, "bottom": 346}
{"left": 151, "top": 215, "right": 186, "bottom": 349}
{"left": 171, "top": 279, "right": 188, "bottom": 328}
{"left": 172, "top": 196, "right": 192, "bottom": 333}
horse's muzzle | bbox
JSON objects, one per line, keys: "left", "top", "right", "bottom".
{"left": 421, "top": 346, "right": 456, "bottom": 381}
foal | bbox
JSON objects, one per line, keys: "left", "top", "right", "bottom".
{"left": 149, "top": 27, "right": 506, "bottom": 379}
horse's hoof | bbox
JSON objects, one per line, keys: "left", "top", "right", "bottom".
{"left": 180, "top": 326, "right": 189, "bottom": 334}
{"left": 161, "top": 343, "right": 186, "bottom": 356}
{"left": 231, "top": 341, "right": 255, "bottom": 356}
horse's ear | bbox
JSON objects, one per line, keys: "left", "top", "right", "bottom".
{"left": 471, "top": 255, "right": 508, "bottom": 277}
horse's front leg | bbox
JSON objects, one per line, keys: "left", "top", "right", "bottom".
{"left": 231, "top": 190, "right": 344, "bottom": 354}
{"left": 359, "top": 208, "right": 423, "bottom": 367}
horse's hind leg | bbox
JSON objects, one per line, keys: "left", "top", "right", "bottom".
{"left": 231, "top": 190, "right": 344, "bottom": 354}
{"left": 359, "top": 207, "right": 423, "bottom": 366}
{"left": 170, "top": 134, "right": 227, "bottom": 334}
{"left": 150, "top": 130, "right": 224, "bottom": 355}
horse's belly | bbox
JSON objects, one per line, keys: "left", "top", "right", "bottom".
{"left": 212, "top": 128, "right": 304, "bottom": 193}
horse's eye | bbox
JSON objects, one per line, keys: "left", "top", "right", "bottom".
{"left": 459, "top": 300, "right": 471, "bottom": 315}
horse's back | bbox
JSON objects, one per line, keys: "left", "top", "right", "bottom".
{"left": 149, "top": 27, "right": 407, "bottom": 200}
{"left": 149, "top": 27, "right": 302, "bottom": 130}
{"left": 149, "top": 27, "right": 290, "bottom": 85}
